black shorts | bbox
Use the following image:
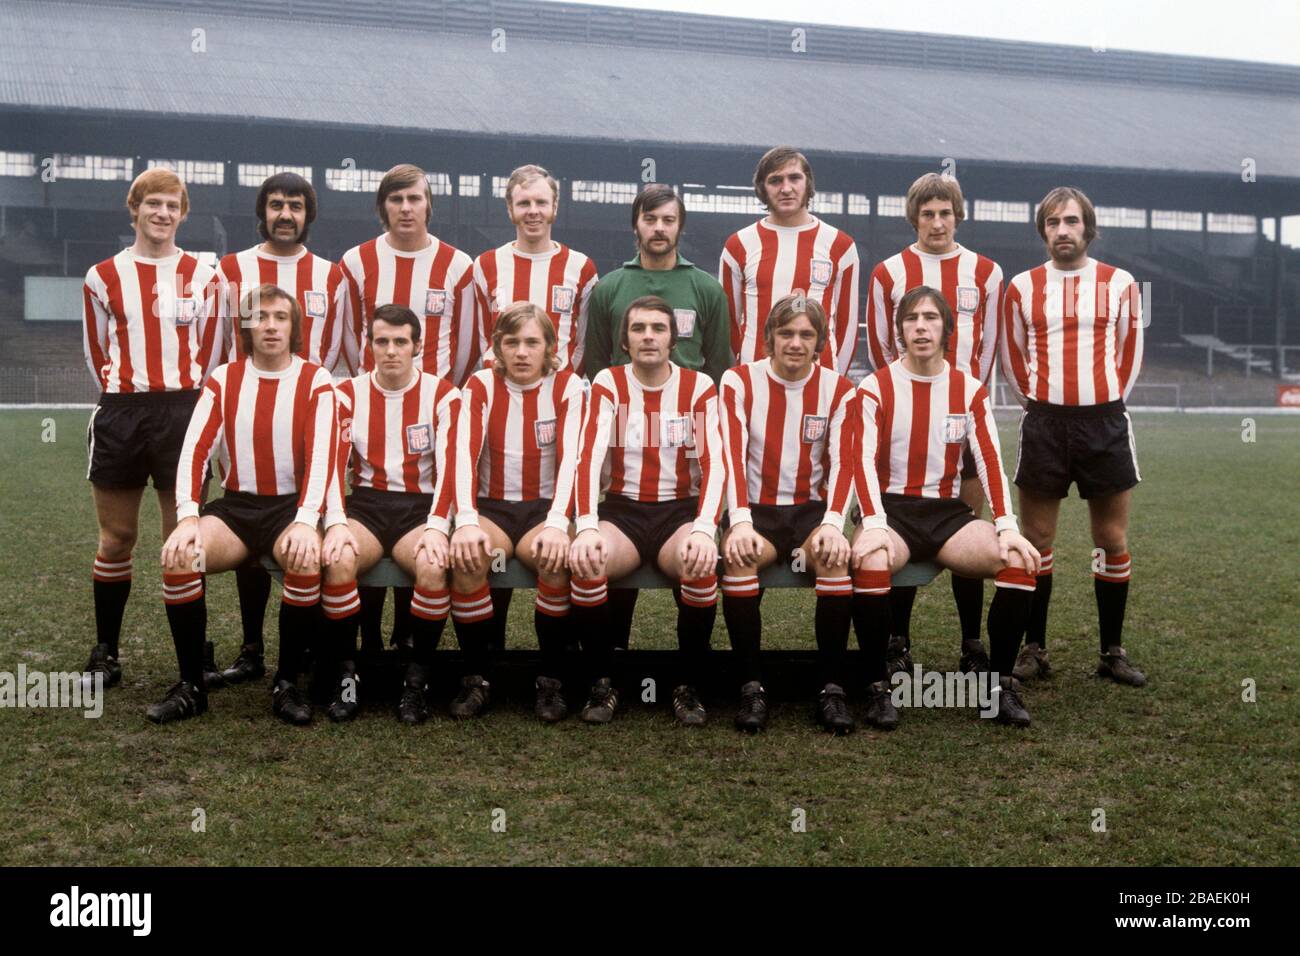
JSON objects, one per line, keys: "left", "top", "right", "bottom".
{"left": 347, "top": 486, "right": 432, "bottom": 556}
{"left": 724, "top": 501, "right": 826, "bottom": 560}
{"left": 1014, "top": 400, "right": 1140, "bottom": 500}
{"left": 475, "top": 497, "right": 553, "bottom": 547}
{"left": 599, "top": 494, "right": 699, "bottom": 566}
{"left": 86, "top": 390, "right": 200, "bottom": 491}
{"left": 202, "top": 490, "right": 300, "bottom": 558}
{"left": 881, "top": 493, "right": 978, "bottom": 563}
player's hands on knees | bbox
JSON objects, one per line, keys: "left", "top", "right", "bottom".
{"left": 321, "top": 524, "right": 358, "bottom": 567}
{"left": 280, "top": 522, "right": 321, "bottom": 573}
{"left": 851, "top": 527, "right": 896, "bottom": 569}
{"left": 531, "top": 527, "right": 570, "bottom": 576}
{"left": 680, "top": 531, "right": 718, "bottom": 580}
{"left": 809, "top": 524, "right": 850, "bottom": 569}
{"left": 998, "top": 531, "right": 1041, "bottom": 575}
{"left": 414, "top": 528, "right": 450, "bottom": 569}
{"left": 724, "top": 522, "right": 762, "bottom": 568}
{"left": 161, "top": 517, "right": 201, "bottom": 570}
{"left": 569, "top": 529, "right": 607, "bottom": 580}
{"left": 450, "top": 524, "right": 491, "bottom": 574}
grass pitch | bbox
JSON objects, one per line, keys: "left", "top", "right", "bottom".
{"left": 0, "top": 410, "right": 1296, "bottom": 866}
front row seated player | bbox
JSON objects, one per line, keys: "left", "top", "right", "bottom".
{"left": 153, "top": 284, "right": 336, "bottom": 724}
{"left": 719, "top": 294, "right": 860, "bottom": 733}
{"left": 449, "top": 302, "right": 585, "bottom": 722}
{"left": 850, "top": 286, "right": 1042, "bottom": 728}
{"left": 320, "top": 304, "right": 460, "bottom": 724}
{"left": 569, "top": 295, "right": 726, "bottom": 726}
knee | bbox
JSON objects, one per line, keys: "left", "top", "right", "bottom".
{"left": 451, "top": 569, "right": 485, "bottom": 592}
{"left": 416, "top": 558, "right": 448, "bottom": 592}
{"left": 324, "top": 552, "right": 356, "bottom": 585}
{"left": 98, "top": 528, "right": 136, "bottom": 560}
{"left": 537, "top": 567, "right": 568, "bottom": 590}
{"left": 862, "top": 549, "right": 890, "bottom": 573}
{"left": 1092, "top": 525, "right": 1128, "bottom": 554}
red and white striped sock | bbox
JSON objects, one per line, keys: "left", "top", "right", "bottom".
{"left": 852, "top": 568, "right": 891, "bottom": 596}
{"left": 451, "top": 583, "right": 494, "bottom": 624}
{"left": 721, "top": 574, "right": 760, "bottom": 599}
{"left": 282, "top": 572, "right": 321, "bottom": 608}
{"left": 93, "top": 553, "right": 133, "bottom": 583}
{"left": 679, "top": 575, "right": 718, "bottom": 608}
{"left": 162, "top": 571, "right": 204, "bottom": 605}
{"left": 321, "top": 580, "right": 361, "bottom": 620}
{"left": 570, "top": 576, "right": 609, "bottom": 608}
{"left": 535, "top": 579, "right": 571, "bottom": 618}
{"left": 815, "top": 574, "right": 852, "bottom": 599}
{"left": 1093, "top": 550, "right": 1131, "bottom": 583}
{"left": 411, "top": 585, "right": 451, "bottom": 621}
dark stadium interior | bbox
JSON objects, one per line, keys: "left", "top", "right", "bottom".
{"left": 1, "top": 0, "right": 1298, "bottom": 404}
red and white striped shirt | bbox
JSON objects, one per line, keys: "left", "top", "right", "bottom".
{"left": 575, "top": 364, "right": 726, "bottom": 537}
{"left": 455, "top": 368, "right": 585, "bottom": 532}
{"left": 176, "top": 356, "right": 336, "bottom": 528}
{"left": 339, "top": 234, "right": 478, "bottom": 386}
{"left": 719, "top": 359, "right": 856, "bottom": 530}
{"left": 472, "top": 242, "right": 599, "bottom": 375}
{"left": 83, "top": 249, "right": 222, "bottom": 394}
{"left": 719, "top": 217, "right": 860, "bottom": 374}
{"left": 325, "top": 370, "right": 460, "bottom": 534}
{"left": 1000, "top": 259, "right": 1144, "bottom": 407}
{"left": 217, "top": 245, "right": 346, "bottom": 369}
{"left": 866, "top": 244, "right": 1003, "bottom": 382}
{"left": 855, "top": 359, "right": 1017, "bottom": 534}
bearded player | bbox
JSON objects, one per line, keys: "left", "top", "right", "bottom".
{"left": 1001, "top": 187, "right": 1146, "bottom": 687}
{"left": 214, "top": 171, "right": 347, "bottom": 689}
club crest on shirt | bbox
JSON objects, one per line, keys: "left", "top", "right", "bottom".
{"left": 661, "top": 415, "right": 692, "bottom": 448}
{"left": 943, "top": 414, "right": 968, "bottom": 444}
{"left": 673, "top": 309, "right": 697, "bottom": 338}
{"left": 304, "top": 290, "right": 327, "bottom": 319}
{"left": 174, "top": 297, "right": 198, "bottom": 327}
{"left": 810, "top": 259, "right": 833, "bottom": 288}
{"left": 405, "top": 423, "right": 432, "bottom": 454}
{"left": 550, "top": 286, "right": 575, "bottom": 314}
{"left": 801, "top": 414, "right": 828, "bottom": 443}
{"left": 534, "top": 418, "right": 557, "bottom": 447}
{"left": 424, "top": 289, "right": 447, "bottom": 316}
{"left": 956, "top": 286, "right": 979, "bottom": 314}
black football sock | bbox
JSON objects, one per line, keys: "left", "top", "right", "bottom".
{"left": 1025, "top": 547, "right": 1054, "bottom": 649}
{"left": 676, "top": 577, "right": 718, "bottom": 688}
{"left": 571, "top": 577, "right": 612, "bottom": 683}
{"left": 1094, "top": 550, "right": 1132, "bottom": 653}
{"left": 851, "top": 568, "right": 893, "bottom": 685}
{"left": 607, "top": 587, "right": 638, "bottom": 651}
{"left": 451, "top": 584, "right": 494, "bottom": 678}
{"left": 952, "top": 574, "right": 985, "bottom": 647}
{"left": 534, "top": 580, "right": 571, "bottom": 679}
{"left": 390, "top": 586, "right": 414, "bottom": 646}
{"left": 162, "top": 571, "right": 206, "bottom": 688}
{"left": 988, "top": 569, "right": 1036, "bottom": 677}
{"left": 92, "top": 553, "right": 132, "bottom": 657}
{"left": 890, "top": 585, "right": 917, "bottom": 649}
{"left": 488, "top": 588, "right": 512, "bottom": 652}
{"left": 814, "top": 577, "right": 853, "bottom": 687}
{"left": 358, "top": 586, "right": 387, "bottom": 654}
{"left": 234, "top": 565, "right": 272, "bottom": 652}
{"left": 275, "top": 572, "right": 321, "bottom": 685}
{"left": 721, "top": 574, "right": 763, "bottom": 685}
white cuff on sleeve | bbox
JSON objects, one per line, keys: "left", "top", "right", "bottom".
{"left": 690, "top": 518, "right": 717, "bottom": 539}
{"left": 293, "top": 507, "right": 322, "bottom": 528}
{"left": 544, "top": 511, "right": 570, "bottom": 532}
{"left": 858, "top": 514, "right": 888, "bottom": 532}
{"left": 728, "top": 508, "right": 753, "bottom": 527}
{"left": 994, "top": 514, "right": 1020, "bottom": 535}
{"left": 454, "top": 510, "right": 480, "bottom": 528}
{"left": 819, "top": 511, "right": 845, "bottom": 531}
{"left": 323, "top": 510, "right": 348, "bottom": 530}
{"left": 176, "top": 502, "right": 200, "bottom": 522}
{"left": 575, "top": 514, "right": 600, "bottom": 534}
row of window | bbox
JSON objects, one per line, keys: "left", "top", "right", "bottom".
{"left": 0, "top": 151, "right": 1261, "bottom": 234}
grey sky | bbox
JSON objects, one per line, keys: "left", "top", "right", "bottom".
{"left": 549, "top": 0, "right": 1300, "bottom": 66}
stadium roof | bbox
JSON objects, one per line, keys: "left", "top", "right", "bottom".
{"left": 5, "top": 0, "right": 1300, "bottom": 180}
